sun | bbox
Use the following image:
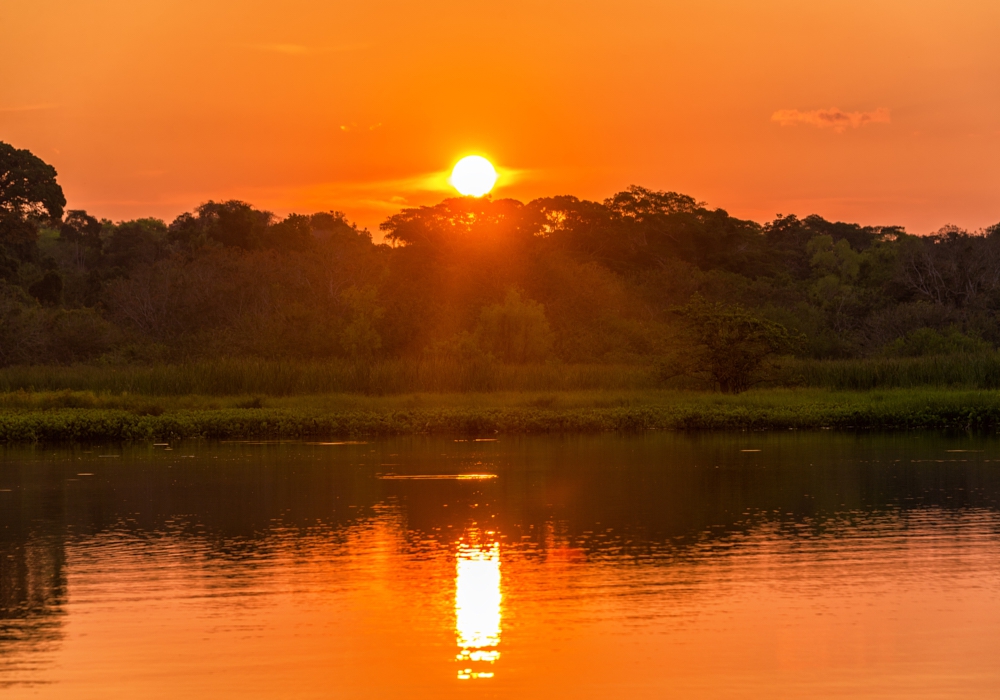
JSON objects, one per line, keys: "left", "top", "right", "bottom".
{"left": 450, "top": 156, "right": 498, "bottom": 197}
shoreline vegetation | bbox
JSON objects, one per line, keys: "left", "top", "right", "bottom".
{"left": 5, "top": 144, "right": 1000, "bottom": 441}
{"left": 1, "top": 357, "right": 1000, "bottom": 442}
{"left": 7, "top": 354, "right": 1000, "bottom": 395}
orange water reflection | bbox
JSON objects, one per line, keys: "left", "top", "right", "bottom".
{"left": 8, "top": 436, "right": 1000, "bottom": 699}
{"left": 454, "top": 534, "right": 501, "bottom": 680}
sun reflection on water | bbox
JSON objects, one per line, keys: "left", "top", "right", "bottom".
{"left": 455, "top": 536, "right": 501, "bottom": 680}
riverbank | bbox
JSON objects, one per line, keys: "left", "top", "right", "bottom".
{"left": 0, "top": 388, "right": 998, "bottom": 441}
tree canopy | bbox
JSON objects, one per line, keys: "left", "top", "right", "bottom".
{"left": 0, "top": 141, "right": 66, "bottom": 256}
{"left": 2, "top": 142, "right": 1000, "bottom": 381}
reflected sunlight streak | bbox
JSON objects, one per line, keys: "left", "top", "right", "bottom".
{"left": 455, "top": 539, "right": 501, "bottom": 680}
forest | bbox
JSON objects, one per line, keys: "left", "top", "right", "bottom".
{"left": 3, "top": 140, "right": 1000, "bottom": 393}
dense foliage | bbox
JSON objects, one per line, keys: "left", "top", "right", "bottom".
{"left": 3, "top": 142, "right": 1000, "bottom": 391}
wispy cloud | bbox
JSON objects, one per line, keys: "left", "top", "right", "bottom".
{"left": 771, "top": 107, "right": 891, "bottom": 133}
{"left": 244, "top": 43, "right": 366, "bottom": 55}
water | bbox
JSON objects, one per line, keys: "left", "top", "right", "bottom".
{"left": 2, "top": 433, "right": 1000, "bottom": 698}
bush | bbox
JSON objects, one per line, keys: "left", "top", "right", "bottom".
{"left": 0, "top": 283, "right": 47, "bottom": 366}
{"left": 47, "top": 308, "right": 117, "bottom": 363}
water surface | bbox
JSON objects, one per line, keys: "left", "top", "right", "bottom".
{"left": 3, "top": 433, "right": 1000, "bottom": 698}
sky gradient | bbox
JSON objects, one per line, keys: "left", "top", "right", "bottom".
{"left": 2, "top": 0, "right": 998, "bottom": 234}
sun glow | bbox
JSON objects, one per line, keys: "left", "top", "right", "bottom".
{"left": 450, "top": 156, "right": 498, "bottom": 197}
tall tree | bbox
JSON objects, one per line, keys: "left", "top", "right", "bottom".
{"left": 59, "top": 210, "right": 103, "bottom": 270}
{"left": 0, "top": 142, "right": 65, "bottom": 266}
{"left": 169, "top": 200, "right": 273, "bottom": 250}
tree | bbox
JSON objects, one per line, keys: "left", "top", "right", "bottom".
{"left": 380, "top": 197, "right": 535, "bottom": 253}
{"left": 604, "top": 186, "right": 764, "bottom": 274}
{"left": 671, "top": 295, "right": 800, "bottom": 393}
{"left": 0, "top": 142, "right": 65, "bottom": 260}
{"left": 474, "top": 289, "right": 553, "bottom": 363}
{"left": 59, "top": 210, "right": 103, "bottom": 270}
{"left": 310, "top": 211, "right": 372, "bottom": 246}
{"left": 29, "top": 271, "right": 63, "bottom": 306}
{"left": 897, "top": 225, "right": 1000, "bottom": 308}
{"left": 0, "top": 282, "right": 47, "bottom": 365}
{"left": 525, "top": 195, "right": 624, "bottom": 264}
{"left": 168, "top": 200, "right": 273, "bottom": 250}
{"left": 604, "top": 185, "right": 700, "bottom": 219}
{"left": 103, "top": 218, "right": 169, "bottom": 269}
{"left": 265, "top": 213, "right": 314, "bottom": 251}
{"left": 340, "top": 285, "right": 383, "bottom": 358}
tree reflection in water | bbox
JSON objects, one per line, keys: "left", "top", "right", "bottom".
{"left": 455, "top": 533, "right": 501, "bottom": 680}
{"left": 0, "top": 535, "right": 66, "bottom": 686}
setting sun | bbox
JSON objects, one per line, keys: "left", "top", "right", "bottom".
{"left": 450, "top": 156, "right": 498, "bottom": 197}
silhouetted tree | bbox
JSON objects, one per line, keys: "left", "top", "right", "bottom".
{"left": 526, "top": 195, "right": 624, "bottom": 263}
{"left": 102, "top": 218, "right": 169, "bottom": 269}
{"left": 381, "top": 197, "right": 536, "bottom": 253}
{"left": 310, "top": 211, "right": 371, "bottom": 246}
{"left": 604, "top": 186, "right": 764, "bottom": 274}
{"left": 0, "top": 141, "right": 65, "bottom": 269}
{"left": 5, "top": 142, "right": 1000, "bottom": 368}
{"left": 169, "top": 200, "right": 273, "bottom": 250}
{"left": 265, "top": 213, "right": 314, "bottom": 251}
{"left": 59, "top": 210, "right": 103, "bottom": 270}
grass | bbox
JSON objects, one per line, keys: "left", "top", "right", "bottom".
{"left": 2, "top": 354, "right": 1000, "bottom": 398}
{"left": 0, "top": 359, "right": 656, "bottom": 396}
{"left": 0, "top": 387, "right": 998, "bottom": 442}
{"left": 2, "top": 355, "right": 1000, "bottom": 442}
{"left": 782, "top": 354, "right": 1000, "bottom": 391}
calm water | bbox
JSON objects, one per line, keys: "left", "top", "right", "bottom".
{"left": 3, "top": 433, "right": 1000, "bottom": 698}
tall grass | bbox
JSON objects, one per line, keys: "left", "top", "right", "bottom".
{"left": 2, "top": 353, "right": 1000, "bottom": 399}
{"left": 0, "top": 358, "right": 657, "bottom": 396}
{"left": 781, "top": 354, "right": 1000, "bottom": 391}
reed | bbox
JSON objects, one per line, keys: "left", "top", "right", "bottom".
{"left": 780, "top": 354, "right": 1000, "bottom": 390}
{"left": 0, "top": 359, "right": 657, "bottom": 396}
{"left": 1, "top": 353, "right": 1000, "bottom": 400}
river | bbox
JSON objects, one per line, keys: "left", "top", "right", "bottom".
{"left": 2, "top": 433, "right": 999, "bottom": 698}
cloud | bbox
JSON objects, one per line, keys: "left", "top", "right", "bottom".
{"left": 771, "top": 107, "right": 891, "bottom": 133}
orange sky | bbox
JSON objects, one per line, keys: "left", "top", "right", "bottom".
{"left": 2, "top": 0, "right": 998, "bottom": 235}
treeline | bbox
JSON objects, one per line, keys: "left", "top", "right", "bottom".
{"left": 2, "top": 140, "right": 1000, "bottom": 369}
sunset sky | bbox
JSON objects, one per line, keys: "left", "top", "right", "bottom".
{"left": 2, "top": 0, "right": 998, "bottom": 235}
